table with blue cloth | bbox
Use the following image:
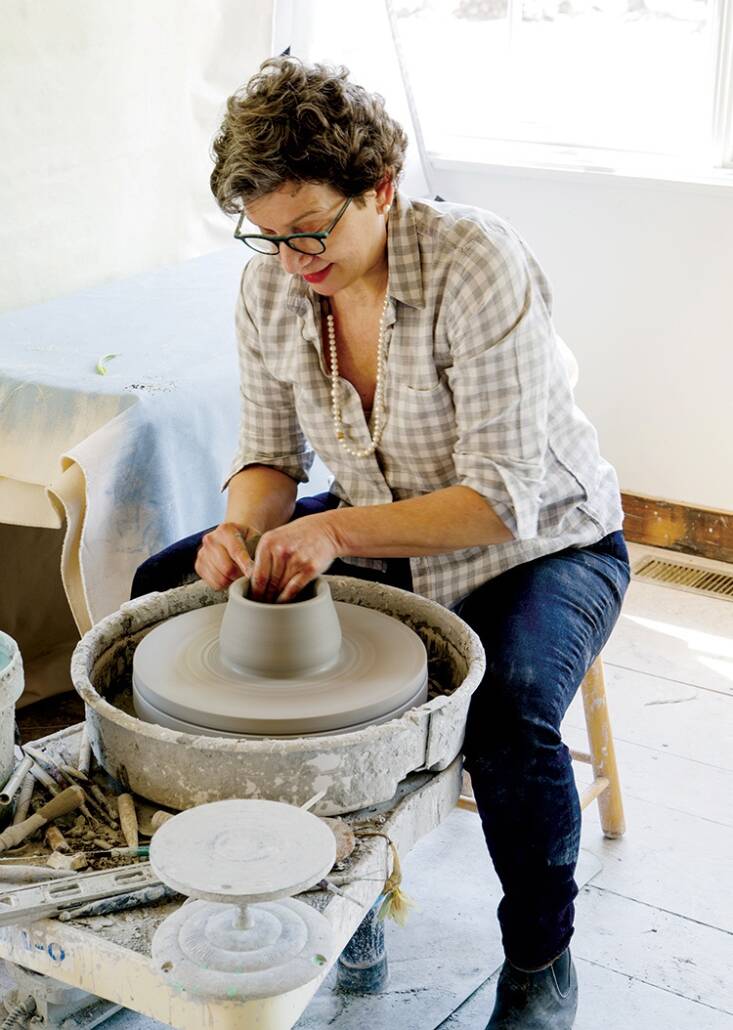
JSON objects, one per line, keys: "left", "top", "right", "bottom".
{"left": 0, "top": 248, "right": 328, "bottom": 703}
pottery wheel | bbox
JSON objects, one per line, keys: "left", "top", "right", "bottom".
{"left": 133, "top": 600, "right": 428, "bottom": 737}
{"left": 150, "top": 801, "right": 335, "bottom": 999}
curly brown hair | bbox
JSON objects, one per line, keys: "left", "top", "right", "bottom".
{"left": 210, "top": 57, "right": 408, "bottom": 214}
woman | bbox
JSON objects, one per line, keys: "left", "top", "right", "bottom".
{"left": 133, "top": 57, "right": 629, "bottom": 1029}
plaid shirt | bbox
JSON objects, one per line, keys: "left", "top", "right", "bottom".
{"left": 228, "top": 193, "right": 624, "bottom": 609}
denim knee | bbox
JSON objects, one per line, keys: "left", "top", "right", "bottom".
{"left": 463, "top": 661, "right": 565, "bottom": 768}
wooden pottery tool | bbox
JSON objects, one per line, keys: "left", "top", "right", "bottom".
{"left": 0, "top": 786, "right": 85, "bottom": 852}
{"left": 117, "top": 794, "right": 138, "bottom": 848}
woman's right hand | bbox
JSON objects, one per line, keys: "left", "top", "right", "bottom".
{"left": 194, "top": 522, "right": 259, "bottom": 591}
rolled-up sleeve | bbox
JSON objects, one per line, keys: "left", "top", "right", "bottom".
{"left": 223, "top": 262, "right": 313, "bottom": 489}
{"left": 445, "top": 227, "right": 555, "bottom": 540}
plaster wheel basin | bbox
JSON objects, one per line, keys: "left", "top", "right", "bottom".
{"left": 132, "top": 577, "right": 429, "bottom": 737}
{"left": 72, "top": 576, "right": 486, "bottom": 815}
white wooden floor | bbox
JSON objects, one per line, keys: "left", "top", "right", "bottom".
{"left": 4, "top": 542, "right": 732, "bottom": 1028}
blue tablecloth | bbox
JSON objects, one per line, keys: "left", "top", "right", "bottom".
{"left": 0, "top": 247, "right": 331, "bottom": 632}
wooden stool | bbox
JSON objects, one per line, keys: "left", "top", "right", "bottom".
{"left": 458, "top": 656, "right": 625, "bottom": 839}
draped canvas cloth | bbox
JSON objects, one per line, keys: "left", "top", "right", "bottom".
{"left": 0, "top": 248, "right": 250, "bottom": 633}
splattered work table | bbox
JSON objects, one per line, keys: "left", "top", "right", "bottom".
{"left": 0, "top": 724, "right": 462, "bottom": 1029}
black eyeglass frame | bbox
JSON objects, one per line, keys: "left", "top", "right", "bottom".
{"left": 234, "top": 196, "right": 353, "bottom": 254}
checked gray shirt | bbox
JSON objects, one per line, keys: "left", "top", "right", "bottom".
{"left": 227, "top": 192, "right": 624, "bottom": 610}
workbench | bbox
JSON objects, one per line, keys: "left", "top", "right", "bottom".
{"left": 0, "top": 723, "right": 462, "bottom": 1029}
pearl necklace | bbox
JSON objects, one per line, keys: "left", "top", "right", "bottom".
{"left": 326, "top": 282, "right": 390, "bottom": 458}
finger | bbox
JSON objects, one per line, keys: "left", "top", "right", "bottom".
{"left": 263, "top": 547, "right": 287, "bottom": 603}
{"left": 276, "top": 568, "right": 316, "bottom": 604}
{"left": 197, "top": 538, "right": 241, "bottom": 588}
{"left": 194, "top": 553, "right": 231, "bottom": 592}
{"left": 227, "top": 528, "right": 255, "bottom": 579}
{"left": 249, "top": 546, "right": 274, "bottom": 601}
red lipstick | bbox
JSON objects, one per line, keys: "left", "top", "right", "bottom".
{"left": 303, "top": 264, "right": 333, "bottom": 284}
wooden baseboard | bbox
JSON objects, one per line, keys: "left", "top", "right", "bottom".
{"left": 621, "top": 493, "right": 733, "bottom": 565}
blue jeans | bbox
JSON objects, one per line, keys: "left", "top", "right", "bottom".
{"left": 131, "top": 493, "right": 629, "bottom": 970}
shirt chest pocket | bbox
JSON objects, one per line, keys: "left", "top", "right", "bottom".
{"left": 385, "top": 380, "right": 458, "bottom": 472}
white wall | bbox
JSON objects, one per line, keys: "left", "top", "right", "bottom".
{"left": 433, "top": 163, "right": 733, "bottom": 512}
{"left": 0, "top": 0, "right": 273, "bottom": 312}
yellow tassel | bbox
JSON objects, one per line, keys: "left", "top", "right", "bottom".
{"left": 353, "top": 830, "right": 419, "bottom": 926}
{"left": 376, "top": 839, "right": 418, "bottom": 927}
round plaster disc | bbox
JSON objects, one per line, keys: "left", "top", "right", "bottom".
{"left": 133, "top": 601, "right": 428, "bottom": 737}
{"left": 152, "top": 897, "right": 333, "bottom": 1000}
{"left": 149, "top": 800, "right": 336, "bottom": 903}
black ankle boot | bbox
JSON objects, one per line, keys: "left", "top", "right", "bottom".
{"left": 486, "top": 948, "right": 578, "bottom": 1029}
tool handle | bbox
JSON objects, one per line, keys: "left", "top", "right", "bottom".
{"left": 117, "top": 793, "right": 139, "bottom": 848}
{"left": 36, "top": 785, "right": 85, "bottom": 822}
{"left": 0, "top": 786, "right": 85, "bottom": 852}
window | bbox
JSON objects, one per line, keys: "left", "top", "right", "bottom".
{"left": 390, "top": 0, "right": 717, "bottom": 162}
{"left": 282, "top": 0, "right": 733, "bottom": 180}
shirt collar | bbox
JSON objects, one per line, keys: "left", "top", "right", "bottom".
{"left": 286, "top": 190, "right": 425, "bottom": 313}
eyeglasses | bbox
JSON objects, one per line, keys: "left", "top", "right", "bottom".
{"left": 234, "top": 196, "right": 353, "bottom": 255}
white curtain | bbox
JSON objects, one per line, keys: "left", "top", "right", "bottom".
{"left": 0, "top": 0, "right": 275, "bottom": 312}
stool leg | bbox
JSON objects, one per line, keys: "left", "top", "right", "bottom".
{"left": 582, "top": 658, "right": 626, "bottom": 839}
{"left": 336, "top": 898, "right": 389, "bottom": 993}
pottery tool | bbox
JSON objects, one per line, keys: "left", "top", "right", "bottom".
{"left": 307, "top": 878, "right": 365, "bottom": 909}
{"left": 0, "top": 754, "right": 33, "bottom": 810}
{"left": 22, "top": 744, "right": 66, "bottom": 788}
{"left": 0, "top": 786, "right": 85, "bottom": 853}
{"left": 25, "top": 753, "right": 110, "bottom": 830}
{"left": 149, "top": 810, "right": 173, "bottom": 833}
{"left": 77, "top": 726, "right": 91, "bottom": 775}
{"left": 0, "top": 865, "right": 76, "bottom": 884}
{"left": 301, "top": 790, "right": 327, "bottom": 812}
{"left": 44, "top": 825, "right": 70, "bottom": 853}
{"left": 0, "top": 862, "right": 161, "bottom": 926}
{"left": 67, "top": 777, "right": 118, "bottom": 832}
{"left": 116, "top": 793, "right": 138, "bottom": 848}
{"left": 88, "top": 784, "right": 119, "bottom": 825}
{"left": 85, "top": 845, "right": 149, "bottom": 859}
{"left": 150, "top": 799, "right": 336, "bottom": 1000}
{"left": 11, "top": 773, "right": 35, "bottom": 825}
{"left": 47, "top": 852, "right": 88, "bottom": 871}
{"left": 26, "top": 758, "right": 59, "bottom": 796}
{"left": 58, "top": 882, "right": 178, "bottom": 921}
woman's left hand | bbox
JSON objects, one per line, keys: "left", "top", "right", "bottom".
{"left": 248, "top": 514, "right": 340, "bottom": 603}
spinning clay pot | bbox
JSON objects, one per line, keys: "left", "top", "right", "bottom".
{"left": 219, "top": 577, "right": 342, "bottom": 677}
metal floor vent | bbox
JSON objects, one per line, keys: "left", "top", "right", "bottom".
{"left": 632, "top": 555, "right": 733, "bottom": 602}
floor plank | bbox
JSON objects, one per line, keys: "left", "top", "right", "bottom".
{"left": 576, "top": 791, "right": 733, "bottom": 934}
{"left": 603, "top": 576, "right": 733, "bottom": 698}
{"left": 565, "top": 724, "right": 733, "bottom": 828}
{"left": 564, "top": 662, "right": 733, "bottom": 771}
{"left": 572, "top": 885, "right": 733, "bottom": 1013}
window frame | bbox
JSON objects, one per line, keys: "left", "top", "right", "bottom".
{"left": 275, "top": 0, "right": 733, "bottom": 188}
